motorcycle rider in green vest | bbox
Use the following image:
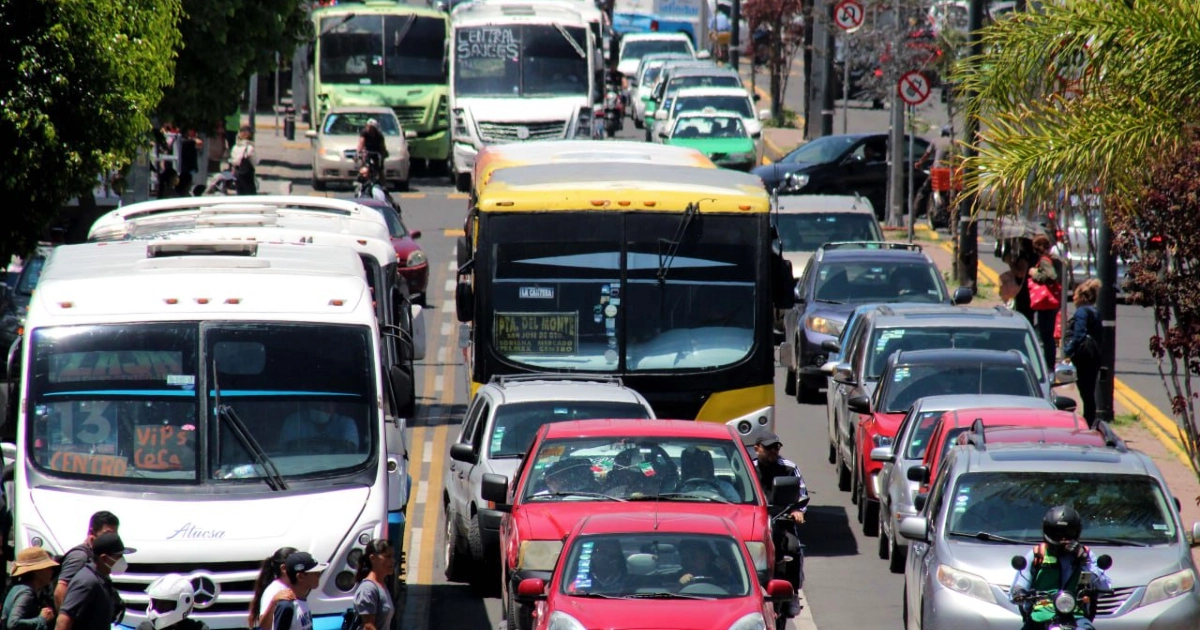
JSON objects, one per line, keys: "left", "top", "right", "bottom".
{"left": 1010, "top": 506, "right": 1112, "bottom": 629}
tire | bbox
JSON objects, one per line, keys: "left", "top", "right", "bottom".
{"left": 311, "top": 176, "right": 327, "bottom": 192}
{"left": 784, "top": 368, "right": 797, "bottom": 396}
{"left": 393, "top": 178, "right": 410, "bottom": 192}
{"left": 902, "top": 584, "right": 909, "bottom": 628}
{"left": 466, "top": 515, "right": 490, "bottom": 593}
{"left": 860, "top": 482, "right": 879, "bottom": 537}
{"left": 835, "top": 434, "right": 851, "bottom": 492}
{"left": 444, "top": 507, "right": 468, "bottom": 582}
{"left": 507, "top": 590, "right": 532, "bottom": 630}
{"left": 888, "top": 535, "right": 906, "bottom": 574}
{"left": 798, "top": 378, "right": 823, "bottom": 404}
{"left": 633, "top": 117, "right": 644, "bottom": 129}
{"left": 878, "top": 508, "right": 890, "bottom": 559}
{"left": 827, "top": 438, "right": 836, "bottom": 464}
{"left": 851, "top": 456, "right": 861, "bottom": 509}
{"left": 454, "top": 172, "right": 471, "bottom": 193}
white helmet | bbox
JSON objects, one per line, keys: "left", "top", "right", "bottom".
{"left": 146, "top": 574, "right": 195, "bottom": 630}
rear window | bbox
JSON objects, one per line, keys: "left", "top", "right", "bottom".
{"left": 774, "top": 213, "right": 883, "bottom": 253}
{"left": 881, "top": 363, "right": 1038, "bottom": 413}
{"left": 814, "top": 261, "right": 946, "bottom": 304}
{"left": 489, "top": 401, "right": 651, "bottom": 458}
{"left": 867, "top": 325, "right": 1043, "bottom": 382}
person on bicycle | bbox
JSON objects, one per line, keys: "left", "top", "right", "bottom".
{"left": 752, "top": 432, "right": 807, "bottom": 617}
{"left": 1010, "top": 506, "right": 1111, "bottom": 630}
{"left": 356, "top": 119, "right": 388, "bottom": 175}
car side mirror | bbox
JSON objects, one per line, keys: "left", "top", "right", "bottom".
{"left": 455, "top": 280, "right": 474, "bottom": 323}
{"left": 753, "top": 93, "right": 762, "bottom": 102}
{"left": 898, "top": 516, "right": 929, "bottom": 542}
{"left": 869, "top": 446, "right": 894, "bottom": 463}
{"left": 1096, "top": 554, "right": 1113, "bottom": 571}
{"left": 304, "top": 130, "right": 318, "bottom": 139}
{"left": 847, "top": 394, "right": 870, "bottom": 414}
{"left": 658, "top": 131, "right": 668, "bottom": 139}
{"left": 696, "top": 50, "right": 712, "bottom": 59}
{"left": 758, "top": 109, "right": 770, "bottom": 121}
{"left": 449, "top": 442, "right": 477, "bottom": 464}
{"left": 405, "top": 130, "right": 417, "bottom": 139}
{"left": 793, "top": 282, "right": 804, "bottom": 302}
{"left": 410, "top": 230, "right": 422, "bottom": 240}
{"left": 906, "top": 465, "right": 929, "bottom": 484}
{"left": 481, "top": 473, "right": 509, "bottom": 505}
{"left": 952, "top": 286, "right": 974, "bottom": 305}
{"left": 912, "top": 493, "right": 928, "bottom": 512}
{"left": 516, "top": 578, "right": 547, "bottom": 602}
{"left": 1052, "top": 363, "right": 1078, "bottom": 387}
{"left": 765, "top": 579, "right": 793, "bottom": 602}
{"left": 832, "top": 365, "right": 856, "bottom": 386}
{"left": 655, "top": 109, "right": 668, "bottom": 120}
{"left": 821, "top": 339, "right": 841, "bottom": 353}
{"left": 1011, "top": 555, "right": 1028, "bottom": 571}
{"left": 770, "top": 475, "right": 801, "bottom": 506}
{"left": 1052, "top": 395, "right": 1077, "bottom": 412}
{"left": 1190, "top": 522, "right": 1200, "bottom": 547}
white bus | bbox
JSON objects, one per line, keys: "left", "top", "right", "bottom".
{"left": 448, "top": 0, "right": 597, "bottom": 192}
{"left": 14, "top": 239, "right": 407, "bottom": 629}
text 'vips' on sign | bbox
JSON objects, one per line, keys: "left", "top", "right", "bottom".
{"left": 495, "top": 312, "right": 578, "bottom": 355}
{"left": 457, "top": 27, "right": 521, "bottom": 59}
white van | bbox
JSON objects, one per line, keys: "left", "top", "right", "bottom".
{"left": 13, "top": 240, "right": 407, "bottom": 629}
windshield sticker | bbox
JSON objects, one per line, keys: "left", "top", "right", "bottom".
{"left": 495, "top": 312, "right": 578, "bottom": 355}
{"left": 893, "top": 367, "right": 911, "bottom": 382}
{"left": 604, "top": 304, "right": 618, "bottom": 318}
{"left": 519, "top": 287, "right": 554, "bottom": 299}
{"left": 593, "top": 305, "right": 603, "bottom": 324}
{"left": 539, "top": 445, "right": 565, "bottom": 459}
{"left": 1153, "top": 523, "right": 1168, "bottom": 530}
{"left": 49, "top": 351, "right": 185, "bottom": 384}
{"left": 49, "top": 453, "right": 128, "bottom": 476}
{"left": 604, "top": 349, "right": 618, "bottom": 363}
{"left": 607, "top": 336, "right": 617, "bottom": 349}
{"left": 167, "top": 374, "right": 195, "bottom": 387}
{"left": 490, "top": 427, "right": 507, "bottom": 455}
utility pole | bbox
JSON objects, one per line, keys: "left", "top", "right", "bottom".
{"left": 731, "top": 0, "right": 741, "bottom": 73}
{"left": 806, "top": 5, "right": 831, "bottom": 138}
{"left": 956, "top": 0, "right": 985, "bottom": 292}
{"left": 820, "top": 0, "right": 835, "bottom": 135}
{"left": 885, "top": 0, "right": 904, "bottom": 227}
{"left": 802, "top": 0, "right": 815, "bottom": 137}
{"left": 1095, "top": 208, "right": 1117, "bottom": 425}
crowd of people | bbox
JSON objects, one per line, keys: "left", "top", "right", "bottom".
{"left": 0, "top": 511, "right": 395, "bottom": 630}
{"left": 154, "top": 118, "right": 258, "bottom": 199}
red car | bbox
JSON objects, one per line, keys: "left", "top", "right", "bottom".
{"left": 908, "top": 407, "right": 1096, "bottom": 492}
{"left": 515, "top": 512, "right": 794, "bottom": 630}
{"left": 482, "top": 419, "right": 782, "bottom": 630}
{"left": 355, "top": 199, "right": 429, "bottom": 303}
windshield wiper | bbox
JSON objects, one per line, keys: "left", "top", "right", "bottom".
{"left": 553, "top": 23, "right": 586, "bottom": 59}
{"left": 947, "top": 531, "right": 1031, "bottom": 544}
{"left": 570, "top": 592, "right": 624, "bottom": 599}
{"left": 624, "top": 592, "right": 715, "bottom": 600}
{"left": 319, "top": 14, "right": 356, "bottom": 37}
{"left": 391, "top": 15, "right": 416, "bottom": 49}
{"left": 657, "top": 201, "right": 700, "bottom": 284}
{"left": 1079, "top": 537, "right": 1149, "bottom": 548}
{"left": 212, "top": 360, "right": 287, "bottom": 491}
{"left": 527, "top": 491, "right": 627, "bottom": 502}
{"left": 813, "top": 298, "right": 844, "bottom": 304}
{"left": 630, "top": 492, "right": 733, "bottom": 504}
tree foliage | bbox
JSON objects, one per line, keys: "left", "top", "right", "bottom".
{"left": 0, "top": 0, "right": 182, "bottom": 261}
{"left": 155, "top": 0, "right": 311, "bottom": 130}
{"left": 743, "top": 0, "right": 805, "bottom": 123}
{"left": 845, "top": 0, "right": 941, "bottom": 104}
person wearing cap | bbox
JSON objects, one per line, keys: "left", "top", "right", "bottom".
{"left": 2, "top": 548, "right": 58, "bottom": 630}
{"left": 271, "top": 552, "right": 327, "bottom": 630}
{"left": 56, "top": 532, "right": 135, "bottom": 630}
{"left": 752, "top": 431, "right": 808, "bottom": 618}
{"left": 356, "top": 119, "right": 388, "bottom": 176}
{"left": 54, "top": 511, "right": 120, "bottom": 609}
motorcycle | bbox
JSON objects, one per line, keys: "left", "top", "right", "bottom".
{"left": 769, "top": 495, "right": 809, "bottom": 630}
{"left": 1010, "top": 553, "right": 1113, "bottom": 630}
{"left": 604, "top": 89, "right": 622, "bottom": 137}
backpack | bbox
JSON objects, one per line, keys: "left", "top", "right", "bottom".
{"left": 338, "top": 608, "right": 363, "bottom": 630}
{"left": 233, "top": 145, "right": 255, "bottom": 176}
{"left": 1066, "top": 309, "right": 1101, "bottom": 364}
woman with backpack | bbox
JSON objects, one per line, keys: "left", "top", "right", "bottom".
{"left": 230, "top": 125, "right": 257, "bottom": 196}
{"left": 352, "top": 540, "right": 394, "bottom": 630}
{"left": 2, "top": 548, "right": 58, "bottom": 630}
{"left": 1064, "top": 279, "right": 1103, "bottom": 427}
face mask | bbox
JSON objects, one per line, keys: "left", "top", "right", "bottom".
{"left": 108, "top": 556, "right": 129, "bottom": 575}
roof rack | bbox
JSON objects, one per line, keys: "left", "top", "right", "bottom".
{"left": 1093, "top": 420, "right": 1129, "bottom": 452}
{"left": 967, "top": 417, "right": 988, "bottom": 450}
{"left": 489, "top": 373, "right": 625, "bottom": 388}
{"left": 992, "top": 305, "right": 1015, "bottom": 317}
{"left": 819, "top": 241, "right": 923, "bottom": 252}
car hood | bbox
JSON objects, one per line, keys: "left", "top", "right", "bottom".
{"left": 516, "top": 502, "right": 767, "bottom": 543}
{"left": 750, "top": 161, "right": 818, "bottom": 183}
{"left": 946, "top": 540, "right": 1189, "bottom": 593}
{"left": 551, "top": 595, "right": 762, "bottom": 629}
{"left": 457, "top": 97, "right": 587, "bottom": 123}
{"left": 28, "top": 485, "right": 368, "bottom": 562}
{"left": 317, "top": 134, "right": 408, "bottom": 158}
{"left": 668, "top": 137, "right": 756, "bottom": 157}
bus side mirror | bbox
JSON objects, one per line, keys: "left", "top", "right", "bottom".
{"left": 455, "top": 280, "right": 474, "bottom": 323}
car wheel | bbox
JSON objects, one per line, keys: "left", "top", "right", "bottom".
{"left": 861, "top": 492, "right": 880, "bottom": 537}
{"left": 836, "top": 433, "right": 851, "bottom": 492}
{"left": 798, "top": 377, "right": 823, "bottom": 404}
{"left": 393, "top": 178, "right": 410, "bottom": 192}
{"left": 888, "top": 533, "right": 906, "bottom": 574}
{"left": 466, "top": 514, "right": 492, "bottom": 593}
{"left": 443, "top": 506, "right": 468, "bottom": 582}
{"left": 827, "top": 436, "right": 836, "bottom": 464}
{"left": 633, "top": 117, "right": 644, "bottom": 129}
{"left": 454, "top": 172, "right": 471, "bottom": 193}
{"left": 902, "top": 584, "right": 909, "bottom": 628}
{"left": 851, "top": 455, "right": 861, "bottom": 509}
{"left": 311, "top": 176, "right": 327, "bottom": 192}
{"left": 507, "top": 591, "right": 532, "bottom": 630}
{"left": 784, "top": 367, "right": 796, "bottom": 396}
{"left": 877, "top": 508, "right": 889, "bottom": 559}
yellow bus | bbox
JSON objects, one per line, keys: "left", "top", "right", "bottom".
{"left": 454, "top": 161, "right": 794, "bottom": 443}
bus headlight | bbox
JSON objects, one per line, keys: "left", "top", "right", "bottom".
{"left": 518, "top": 540, "right": 564, "bottom": 571}
{"left": 452, "top": 108, "right": 469, "bottom": 137}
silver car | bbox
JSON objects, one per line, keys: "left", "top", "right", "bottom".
{"left": 871, "top": 394, "right": 1056, "bottom": 573}
{"left": 443, "top": 374, "right": 655, "bottom": 588}
{"left": 899, "top": 439, "right": 1200, "bottom": 630}
{"left": 306, "top": 106, "right": 413, "bottom": 191}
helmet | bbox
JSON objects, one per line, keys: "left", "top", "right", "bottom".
{"left": 366, "top": 118, "right": 379, "bottom": 128}
{"left": 1042, "top": 505, "right": 1082, "bottom": 549}
{"left": 145, "top": 574, "right": 194, "bottom": 630}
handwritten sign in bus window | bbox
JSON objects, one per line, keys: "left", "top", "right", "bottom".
{"left": 134, "top": 424, "right": 196, "bottom": 471}
{"left": 49, "top": 351, "right": 186, "bottom": 384}
{"left": 456, "top": 27, "right": 521, "bottom": 59}
{"left": 48, "top": 452, "right": 129, "bottom": 477}
{"left": 495, "top": 312, "right": 578, "bottom": 355}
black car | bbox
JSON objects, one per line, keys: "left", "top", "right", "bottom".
{"left": 751, "top": 133, "right": 931, "bottom": 220}
{"left": 781, "top": 242, "right": 972, "bottom": 402}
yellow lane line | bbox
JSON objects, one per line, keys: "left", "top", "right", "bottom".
{"left": 400, "top": 193, "right": 428, "bottom": 199}
{"left": 443, "top": 229, "right": 466, "bottom": 237}
{"left": 447, "top": 192, "right": 469, "bottom": 200}
{"left": 418, "top": 425, "right": 451, "bottom": 585}
{"left": 402, "top": 425, "right": 426, "bottom": 562}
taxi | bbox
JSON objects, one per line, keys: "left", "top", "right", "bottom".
{"left": 661, "top": 109, "right": 759, "bottom": 171}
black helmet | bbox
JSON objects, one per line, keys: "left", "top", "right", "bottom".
{"left": 1042, "top": 505, "right": 1082, "bottom": 546}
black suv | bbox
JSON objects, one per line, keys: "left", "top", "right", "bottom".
{"left": 780, "top": 242, "right": 972, "bottom": 402}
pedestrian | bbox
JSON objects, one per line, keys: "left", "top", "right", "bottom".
{"left": 54, "top": 511, "right": 120, "bottom": 610}
{"left": 137, "top": 574, "right": 208, "bottom": 630}
{"left": 1064, "top": 279, "right": 1103, "bottom": 427}
{"left": 54, "top": 532, "right": 135, "bottom": 630}
{"left": 247, "top": 547, "right": 297, "bottom": 630}
{"left": 352, "top": 540, "right": 395, "bottom": 630}
{"left": 2, "top": 547, "right": 58, "bottom": 630}
{"left": 230, "top": 125, "right": 257, "bottom": 196}
{"left": 999, "top": 244, "right": 1035, "bottom": 324}
{"left": 1028, "top": 234, "right": 1063, "bottom": 370}
{"left": 224, "top": 108, "right": 241, "bottom": 155}
{"left": 176, "top": 130, "right": 199, "bottom": 196}
{"left": 271, "top": 553, "right": 326, "bottom": 630}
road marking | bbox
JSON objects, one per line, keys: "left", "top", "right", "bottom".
{"left": 443, "top": 229, "right": 466, "bottom": 237}
{"left": 434, "top": 374, "right": 444, "bottom": 393}
{"left": 416, "top": 479, "right": 429, "bottom": 503}
{"left": 282, "top": 142, "right": 309, "bottom": 150}
{"left": 400, "top": 193, "right": 428, "bottom": 199}
{"left": 418, "top": 425, "right": 451, "bottom": 585}
{"left": 440, "top": 322, "right": 452, "bottom": 336}
{"left": 447, "top": 261, "right": 457, "bottom": 272}
{"left": 444, "top": 279, "right": 455, "bottom": 292}
{"left": 441, "top": 299, "right": 454, "bottom": 313}
{"left": 437, "top": 347, "right": 447, "bottom": 364}
{"left": 448, "top": 192, "right": 469, "bottom": 200}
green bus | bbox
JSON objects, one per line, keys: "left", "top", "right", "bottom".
{"left": 309, "top": 0, "right": 450, "bottom": 165}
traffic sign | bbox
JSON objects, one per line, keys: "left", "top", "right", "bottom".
{"left": 897, "top": 71, "right": 931, "bottom": 106}
{"left": 834, "top": 0, "right": 864, "bottom": 31}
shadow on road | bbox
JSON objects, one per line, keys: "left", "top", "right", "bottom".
{"left": 403, "top": 583, "right": 495, "bottom": 630}
{"left": 801, "top": 505, "right": 858, "bottom": 557}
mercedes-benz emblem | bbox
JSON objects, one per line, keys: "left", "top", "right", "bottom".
{"left": 188, "top": 574, "right": 220, "bottom": 610}
{"left": 515, "top": 126, "right": 530, "bottom": 140}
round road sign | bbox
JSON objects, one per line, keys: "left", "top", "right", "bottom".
{"left": 834, "top": 0, "right": 865, "bottom": 31}
{"left": 897, "top": 71, "right": 931, "bottom": 106}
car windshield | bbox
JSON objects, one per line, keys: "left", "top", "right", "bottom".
{"left": 487, "top": 401, "right": 652, "bottom": 458}
{"left": 867, "top": 325, "right": 1045, "bottom": 382}
{"left": 672, "top": 95, "right": 752, "bottom": 119}
{"left": 522, "top": 436, "right": 758, "bottom": 504}
{"left": 560, "top": 533, "right": 751, "bottom": 599}
{"left": 668, "top": 75, "right": 742, "bottom": 95}
{"left": 640, "top": 64, "right": 665, "bottom": 86}
{"left": 946, "top": 472, "right": 1177, "bottom": 546}
{"left": 774, "top": 214, "right": 882, "bottom": 253}
{"left": 323, "top": 113, "right": 401, "bottom": 136}
{"left": 622, "top": 39, "right": 693, "bottom": 62}
{"left": 903, "top": 410, "right": 946, "bottom": 459}
{"left": 812, "top": 261, "right": 946, "bottom": 304}
{"left": 780, "top": 136, "right": 858, "bottom": 164}
{"left": 17, "top": 256, "right": 46, "bottom": 296}
{"left": 881, "top": 363, "right": 1038, "bottom": 413}
{"left": 671, "top": 116, "right": 746, "bottom": 139}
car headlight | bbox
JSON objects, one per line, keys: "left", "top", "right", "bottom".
{"left": 1141, "top": 568, "right": 1196, "bottom": 607}
{"left": 518, "top": 540, "right": 564, "bottom": 571}
{"left": 783, "top": 173, "right": 809, "bottom": 191}
{"left": 452, "top": 107, "right": 469, "bottom": 136}
{"left": 576, "top": 107, "right": 592, "bottom": 138}
{"left": 406, "top": 250, "right": 427, "bottom": 267}
{"left": 805, "top": 315, "right": 843, "bottom": 336}
{"left": 728, "top": 613, "right": 767, "bottom": 630}
{"left": 873, "top": 434, "right": 893, "bottom": 448}
{"left": 547, "top": 612, "right": 586, "bottom": 630}
{"left": 744, "top": 541, "right": 768, "bottom": 574}
{"left": 935, "top": 564, "right": 996, "bottom": 604}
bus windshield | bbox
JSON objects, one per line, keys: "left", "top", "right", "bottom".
{"left": 488, "top": 212, "right": 759, "bottom": 373}
{"left": 319, "top": 14, "right": 448, "bottom": 85}
{"left": 454, "top": 24, "right": 589, "bottom": 97}
{"left": 28, "top": 323, "right": 377, "bottom": 484}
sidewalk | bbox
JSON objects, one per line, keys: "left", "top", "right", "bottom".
{"left": 906, "top": 225, "right": 1200, "bottom": 558}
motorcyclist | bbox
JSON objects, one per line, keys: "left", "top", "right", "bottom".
{"left": 136, "top": 574, "right": 208, "bottom": 630}
{"left": 1010, "top": 506, "right": 1112, "bottom": 630}
{"left": 752, "top": 432, "right": 807, "bottom": 617}
{"left": 356, "top": 119, "right": 388, "bottom": 175}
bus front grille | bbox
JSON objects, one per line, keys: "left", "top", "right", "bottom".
{"left": 477, "top": 120, "right": 566, "bottom": 143}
